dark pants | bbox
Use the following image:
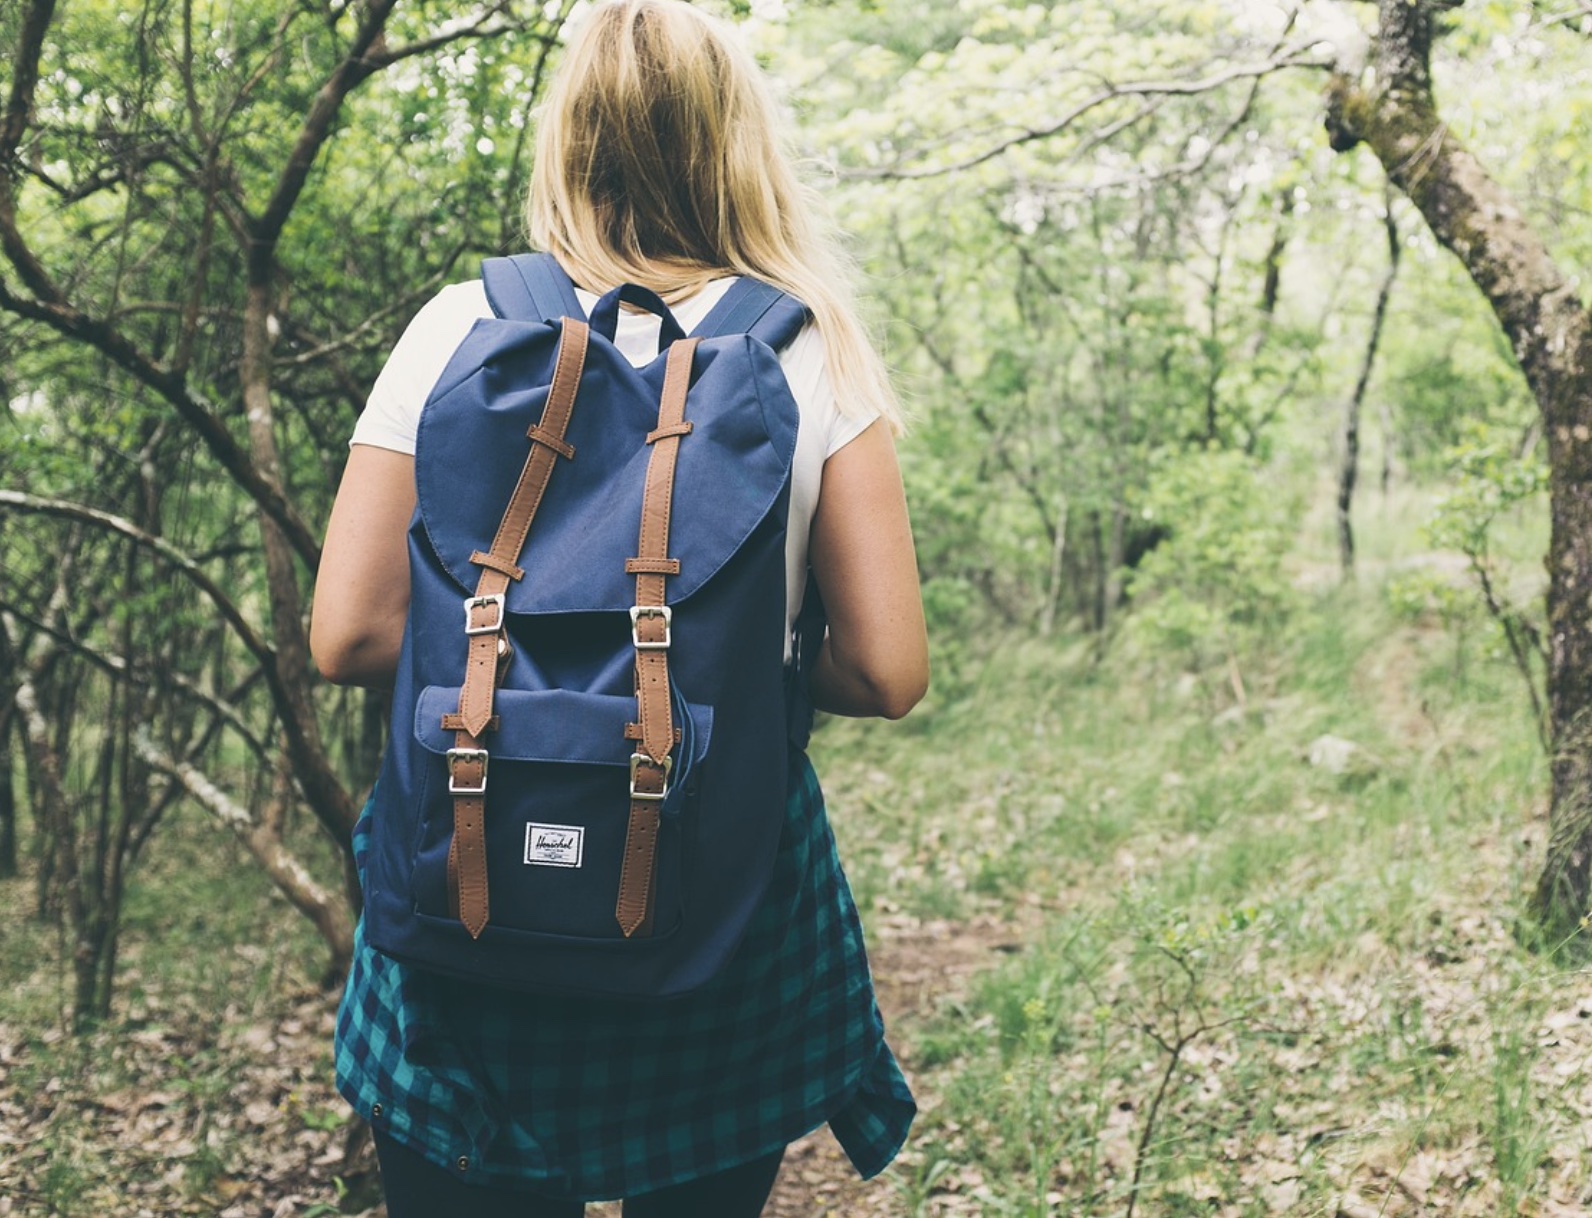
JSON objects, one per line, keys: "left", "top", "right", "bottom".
{"left": 373, "top": 1129, "right": 785, "bottom": 1218}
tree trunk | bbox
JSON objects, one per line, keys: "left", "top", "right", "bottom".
{"left": 10, "top": 653, "right": 96, "bottom": 1027}
{"left": 238, "top": 265, "right": 361, "bottom": 972}
{"left": 0, "top": 599, "right": 20, "bottom": 880}
{"left": 1337, "top": 199, "right": 1400, "bottom": 577}
{"left": 1326, "top": 0, "right": 1592, "bottom": 936}
{"left": 0, "top": 703, "right": 17, "bottom": 880}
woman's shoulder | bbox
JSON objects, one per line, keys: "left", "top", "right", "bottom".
{"left": 780, "top": 321, "right": 879, "bottom": 459}
{"left": 380, "top": 280, "right": 492, "bottom": 389}
{"left": 349, "top": 281, "right": 492, "bottom": 454}
{"left": 419, "top": 278, "right": 492, "bottom": 324}
{"left": 382, "top": 280, "right": 492, "bottom": 372}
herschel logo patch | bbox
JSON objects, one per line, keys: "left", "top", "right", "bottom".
{"left": 525, "top": 823, "right": 584, "bottom": 868}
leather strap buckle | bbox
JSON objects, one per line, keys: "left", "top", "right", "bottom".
{"left": 629, "top": 604, "right": 672, "bottom": 651}
{"left": 464, "top": 594, "right": 505, "bottom": 636}
{"left": 628, "top": 753, "right": 672, "bottom": 802}
{"left": 447, "top": 748, "right": 490, "bottom": 793}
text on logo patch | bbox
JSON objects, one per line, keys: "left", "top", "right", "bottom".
{"left": 524, "top": 822, "right": 584, "bottom": 868}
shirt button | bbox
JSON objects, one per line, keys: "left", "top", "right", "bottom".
{"left": 371, "top": 1103, "right": 383, "bottom": 1118}
{"left": 457, "top": 1155, "right": 470, "bottom": 1172}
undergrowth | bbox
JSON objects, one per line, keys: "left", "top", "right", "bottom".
{"left": 816, "top": 575, "right": 1575, "bottom": 1216}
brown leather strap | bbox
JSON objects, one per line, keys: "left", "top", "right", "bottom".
{"left": 469, "top": 551, "right": 525, "bottom": 580}
{"left": 616, "top": 794, "right": 661, "bottom": 938}
{"left": 525, "top": 425, "right": 576, "bottom": 460}
{"left": 624, "top": 723, "right": 681, "bottom": 743}
{"left": 445, "top": 739, "right": 488, "bottom": 934}
{"left": 456, "top": 321, "right": 589, "bottom": 737}
{"left": 616, "top": 337, "right": 697, "bottom": 938}
{"left": 645, "top": 421, "right": 693, "bottom": 445}
{"left": 441, "top": 712, "right": 499, "bottom": 733}
{"left": 624, "top": 557, "right": 681, "bottom": 575}
{"left": 630, "top": 339, "right": 695, "bottom": 764}
{"left": 447, "top": 319, "right": 589, "bottom": 939}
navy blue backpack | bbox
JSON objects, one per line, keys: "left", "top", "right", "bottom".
{"left": 363, "top": 253, "right": 819, "bottom": 999}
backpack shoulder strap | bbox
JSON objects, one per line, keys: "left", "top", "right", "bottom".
{"left": 690, "top": 278, "right": 809, "bottom": 350}
{"left": 482, "top": 252, "right": 585, "bottom": 323}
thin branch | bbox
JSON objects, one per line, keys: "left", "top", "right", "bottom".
{"left": 179, "top": 0, "right": 208, "bottom": 148}
{"left": 369, "top": 6, "right": 550, "bottom": 68}
{"left": 0, "top": 490, "right": 358, "bottom": 844}
{"left": 0, "top": 278, "right": 322, "bottom": 568}
{"left": 0, "top": 599, "right": 271, "bottom": 763}
{"left": 209, "top": 4, "right": 297, "bottom": 145}
{"left": 24, "top": 143, "right": 186, "bottom": 204}
{"left": 250, "top": 0, "right": 401, "bottom": 251}
{"left": 844, "top": 46, "right": 1333, "bottom": 181}
{"left": 1530, "top": 2, "right": 1592, "bottom": 33}
{"left": 0, "top": 0, "right": 55, "bottom": 168}
{"left": 1029, "top": 18, "right": 1286, "bottom": 201}
{"left": 134, "top": 730, "right": 353, "bottom": 974}
{"left": 497, "top": 2, "right": 575, "bottom": 250}
{"left": 277, "top": 253, "right": 467, "bottom": 368}
{"left": 134, "top": 730, "right": 255, "bottom": 830}
{"left": 1338, "top": 195, "right": 1401, "bottom": 575}
{"left": 0, "top": 490, "right": 277, "bottom": 666}
{"left": 1472, "top": 555, "right": 1550, "bottom": 751}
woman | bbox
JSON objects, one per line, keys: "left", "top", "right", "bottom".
{"left": 311, "top": 2, "right": 928, "bottom": 1214}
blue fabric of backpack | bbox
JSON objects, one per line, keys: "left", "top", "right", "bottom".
{"left": 363, "top": 253, "right": 816, "bottom": 999}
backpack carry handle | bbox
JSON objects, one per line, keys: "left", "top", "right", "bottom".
{"left": 589, "top": 284, "right": 687, "bottom": 353}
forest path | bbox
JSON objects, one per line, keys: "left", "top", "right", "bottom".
{"left": 0, "top": 853, "right": 1025, "bottom": 1218}
{"left": 585, "top": 913, "right": 1023, "bottom": 1218}
{"left": 770, "top": 913, "right": 1021, "bottom": 1218}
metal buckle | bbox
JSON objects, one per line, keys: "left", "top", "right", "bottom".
{"left": 446, "top": 748, "right": 489, "bottom": 794}
{"left": 628, "top": 753, "right": 673, "bottom": 802}
{"left": 629, "top": 604, "right": 672, "bottom": 651}
{"left": 464, "top": 594, "right": 505, "bottom": 637}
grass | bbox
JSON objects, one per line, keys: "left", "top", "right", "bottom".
{"left": 811, "top": 549, "right": 1577, "bottom": 1215}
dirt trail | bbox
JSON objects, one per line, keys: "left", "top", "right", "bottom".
{"left": 583, "top": 913, "right": 1022, "bottom": 1218}
{"left": 763, "top": 913, "right": 1022, "bottom": 1218}
{"left": 0, "top": 894, "right": 1018, "bottom": 1218}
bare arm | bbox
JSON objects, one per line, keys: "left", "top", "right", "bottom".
{"left": 309, "top": 445, "right": 416, "bottom": 688}
{"left": 808, "top": 420, "right": 930, "bottom": 719}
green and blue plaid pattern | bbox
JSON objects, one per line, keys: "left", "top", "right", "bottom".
{"left": 335, "top": 752, "right": 914, "bottom": 1201}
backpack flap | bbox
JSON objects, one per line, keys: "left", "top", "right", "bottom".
{"left": 414, "top": 323, "right": 799, "bottom": 615}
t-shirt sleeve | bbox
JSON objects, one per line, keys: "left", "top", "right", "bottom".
{"left": 348, "top": 281, "right": 492, "bottom": 455}
{"left": 777, "top": 322, "right": 882, "bottom": 460}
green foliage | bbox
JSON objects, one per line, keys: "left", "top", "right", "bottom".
{"left": 1, "top": 0, "right": 582, "bottom": 1031}
{"left": 771, "top": 0, "right": 1365, "bottom": 649}
{"left": 1427, "top": 421, "right": 1547, "bottom": 558}
{"left": 1127, "top": 449, "right": 1297, "bottom": 662}
{"left": 1420, "top": 421, "right": 1549, "bottom": 739}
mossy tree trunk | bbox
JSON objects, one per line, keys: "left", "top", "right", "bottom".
{"left": 1325, "top": 0, "right": 1592, "bottom": 937}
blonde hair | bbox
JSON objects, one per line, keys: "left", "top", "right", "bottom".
{"left": 527, "top": 0, "right": 901, "bottom": 430}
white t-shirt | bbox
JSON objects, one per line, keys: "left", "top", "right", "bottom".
{"left": 350, "top": 277, "right": 877, "bottom": 642}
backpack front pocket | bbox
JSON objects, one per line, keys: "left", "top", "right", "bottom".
{"left": 408, "top": 686, "right": 712, "bottom": 942}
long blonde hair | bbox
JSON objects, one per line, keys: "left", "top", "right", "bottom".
{"left": 526, "top": 0, "right": 901, "bottom": 430}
